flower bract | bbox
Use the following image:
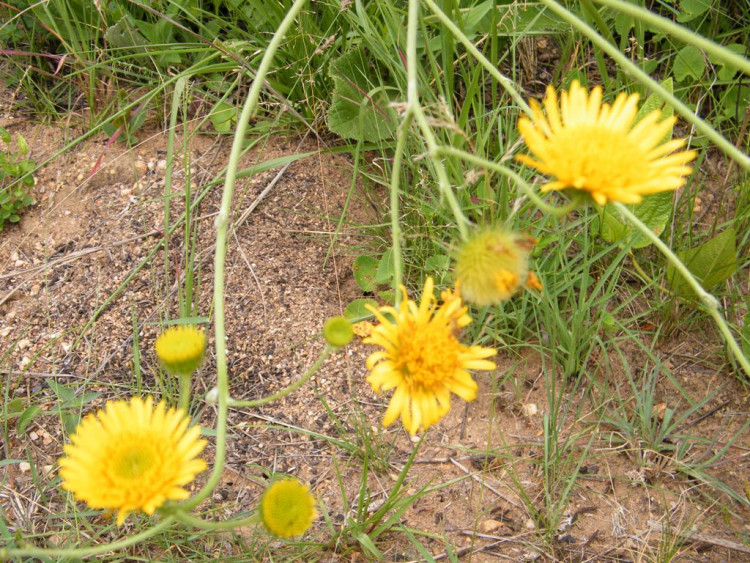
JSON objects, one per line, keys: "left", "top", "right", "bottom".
{"left": 364, "top": 277, "right": 497, "bottom": 435}
{"left": 155, "top": 325, "right": 207, "bottom": 375}
{"left": 260, "top": 478, "right": 317, "bottom": 538}
{"left": 517, "top": 80, "right": 696, "bottom": 205}
{"left": 455, "top": 228, "right": 537, "bottom": 306}
{"left": 59, "top": 396, "right": 207, "bottom": 525}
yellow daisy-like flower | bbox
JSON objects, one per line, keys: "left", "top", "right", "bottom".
{"left": 455, "top": 228, "right": 537, "bottom": 307}
{"left": 59, "top": 396, "right": 207, "bottom": 525}
{"left": 260, "top": 478, "right": 317, "bottom": 538}
{"left": 364, "top": 277, "right": 497, "bottom": 435}
{"left": 517, "top": 80, "right": 697, "bottom": 206}
{"left": 155, "top": 325, "right": 207, "bottom": 376}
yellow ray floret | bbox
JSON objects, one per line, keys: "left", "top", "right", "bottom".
{"left": 364, "top": 277, "right": 497, "bottom": 435}
{"left": 59, "top": 396, "right": 207, "bottom": 525}
{"left": 517, "top": 80, "right": 697, "bottom": 206}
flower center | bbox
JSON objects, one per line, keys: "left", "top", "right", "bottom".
{"left": 555, "top": 125, "right": 647, "bottom": 188}
{"left": 114, "top": 446, "right": 156, "bottom": 479}
{"left": 396, "top": 320, "right": 460, "bottom": 388}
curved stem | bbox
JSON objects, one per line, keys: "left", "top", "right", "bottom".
{"left": 594, "top": 0, "right": 750, "bottom": 75}
{"left": 614, "top": 203, "right": 750, "bottom": 378}
{"left": 433, "top": 146, "right": 581, "bottom": 216}
{"left": 181, "top": 0, "right": 310, "bottom": 512}
{"left": 406, "top": 0, "right": 470, "bottom": 241}
{"left": 171, "top": 509, "right": 261, "bottom": 531}
{"left": 225, "top": 345, "right": 333, "bottom": 408}
{"left": 389, "top": 112, "right": 412, "bottom": 301}
{"left": 0, "top": 517, "right": 175, "bottom": 560}
{"left": 538, "top": 0, "right": 750, "bottom": 171}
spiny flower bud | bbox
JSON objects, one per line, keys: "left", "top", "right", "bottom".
{"left": 455, "top": 228, "right": 538, "bottom": 306}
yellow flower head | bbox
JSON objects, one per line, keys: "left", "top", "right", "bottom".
{"left": 59, "top": 396, "right": 207, "bottom": 525}
{"left": 155, "top": 325, "right": 207, "bottom": 376}
{"left": 364, "top": 277, "right": 497, "bottom": 435}
{"left": 260, "top": 478, "right": 317, "bottom": 538}
{"left": 517, "top": 80, "right": 697, "bottom": 206}
{"left": 455, "top": 228, "right": 537, "bottom": 306}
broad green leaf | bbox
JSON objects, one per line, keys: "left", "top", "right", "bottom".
{"left": 353, "top": 255, "right": 379, "bottom": 292}
{"left": 599, "top": 192, "right": 674, "bottom": 249}
{"left": 666, "top": 229, "right": 737, "bottom": 296}
{"left": 677, "top": 0, "right": 712, "bottom": 22}
{"left": 5, "top": 398, "right": 24, "bottom": 417}
{"left": 375, "top": 248, "right": 394, "bottom": 284}
{"left": 0, "top": 126, "right": 10, "bottom": 144}
{"left": 327, "top": 47, "right": 398, "bottom": 143}
{"left": 344, "top": 298, "right": 378, "bottom": 320}
{"left": 16, "top": 134, "right": 28, "bottom": 156}
{"left": 424, "top": 254, "right": 450, "bottom": 273}
{"left": 47, "top": 380, "right": 74, "bottom": 403}
{"left": 17, "top": 405, "right": 43, "bottom": 435}
{"left": 208, "top": 101, "right": 236, "bottom": 134}
{"left": 673, "top": 45, "right": 706, "bottom": 82}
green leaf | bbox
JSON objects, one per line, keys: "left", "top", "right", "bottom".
{"left": 5, "top": 398, "right": 24, "bottom": 417}
{"left": 208, "top": 101, "right": 236, "bottom": 133}
{"left": 375, "top": 248, "right": 394, "bottom": 284}
{"left": 0, "top": 126, "right": 11, "bottom": 144}
{"left": 667, "top": 229, "right": 737, "bottom": 296}
{"left": 424, "top": 254, "right": 450, "bottom": 273}
{"left": 673, "top": 45, "right": 706, "bottom": 82}
{"left": 353, "top": 255, "right": 379, "bottom": 292}
{"left": 47, "top": 380, "right": 74, "bottom": 403}
{"left": 599, "top": 192, "right": 674, "bottom": 249}
{"left": 344, "top": 298, "right": 378, "bottom": 320}
{"left": 17, "top": 405, "right": 43, "bottom": 435}
{"left": 327, "top": 47, "right": 398, "bottom": 143}
{"left": 741, "top": 312, "right": 750, "bottom": 359}
{"left": 15, "top": 134, "right": 29, "bottom": 156}
{"left": 677, "top": 0, "right": 712, "bottom": 22}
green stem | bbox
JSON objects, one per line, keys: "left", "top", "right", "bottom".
{"left": 0, "top": 517, "right": 175, "bottom": 560}
{"left": 538, "top": 0, "right": 750, "bottom": 171}
{"left": 433, "top": 146, "right": 581, "bottom": 216}
{"left": 180, "top": 0, "right": 310, "bottom": 512}
{"left": 224, "top": 346, "right": 333, "bottom": 408}
{"left": 170, "top": 509, "right": 261, "bottom": 531}
{"left": 178, "top": 373, "right": 192, "bottom": 412}
{"left": 389, "top": 112, "right": 412, "bottom": 301}
{"left": 614, "top": 202, "right": 750, "bottom": 378}
{"left": 594, "top": 0, "right": 750, "bottom": 75}
{"left": 406, "top": 0, "right": 470, "bottom": 240}
{"left": 421, "top": 0, "right": 532, "bottom": 117}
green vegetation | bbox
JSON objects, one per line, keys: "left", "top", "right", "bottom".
{"left": 1, "top": 0, "right": 749, "bottom": 561}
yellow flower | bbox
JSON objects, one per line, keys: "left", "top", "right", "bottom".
{"left": 364, "top": 277, "right": 497, "bottom": 435}
{"left": 59, "top": 396, "right": 207, "bottom": 525}
{"left": 455, "top": 228, "right": 537, "bottom": 306}
{"left": 517, "top": 80, "right": 697, "bottom": 206}
{"left": 155, "top": 325, "right": 207, "bottom": 375}
{"left": 260, "top": 478, "right": 317, "bottom": 538}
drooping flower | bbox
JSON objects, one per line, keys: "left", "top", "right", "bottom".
{"left": 517, "top": 80, "right": 697, "bottom": 206}
{"left": 364, "top": 277, "right": 497, "bottom": 435}
{"left": 260, "top": 478, "right": 317, "bottom": 538}
{"left": 59, "top": 396, "right": 207, "bottom": 525}
{"left": 155, "top": 325, "right": 207, "bottom": 375}
{"left": 455, "top": 228, "right": 538, "bottom": 306}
